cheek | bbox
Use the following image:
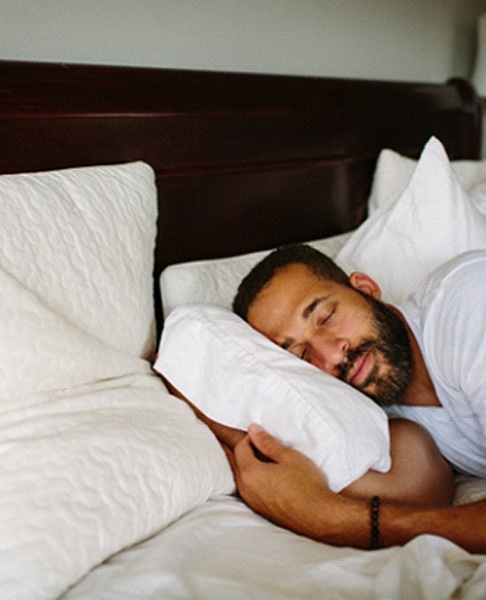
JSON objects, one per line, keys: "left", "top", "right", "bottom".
{"left": 337, "top": 310, "right": 371, "bottom": 342}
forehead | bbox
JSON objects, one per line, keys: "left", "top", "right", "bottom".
{"left": 247, "top": 263, "right": 338, "bottom": 338}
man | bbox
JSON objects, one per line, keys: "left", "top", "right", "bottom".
{"left": 227, "top": 244, "right": 486, "bottom": 552}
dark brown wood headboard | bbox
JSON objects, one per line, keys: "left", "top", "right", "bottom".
{"left": 0, "top": 60, "right": 481, "bottom": 326}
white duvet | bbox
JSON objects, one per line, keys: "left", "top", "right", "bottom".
{"left": 0, "top": 162, "right": 233, "bottom": 599}
{"left": 1, "top": 373, "right": 232, "bottom": 600}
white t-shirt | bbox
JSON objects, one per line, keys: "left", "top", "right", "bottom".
{"left": 386, "top": 250, "right": 486, "bottom": 477}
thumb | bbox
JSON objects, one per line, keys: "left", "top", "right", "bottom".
{"left": 247, "top": 423, "right": 287, "bottom": 463}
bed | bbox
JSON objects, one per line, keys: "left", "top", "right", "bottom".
{"left": 2, "top": 59, "right": 486, "bottom": 599}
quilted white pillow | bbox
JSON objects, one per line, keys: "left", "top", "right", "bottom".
{"left": 154, "top": 304, "right": 391, "bottom": 493}
{"left": 160, "top": 231, "right": 351, "bottom": 317}
{"left": 0, "top": 264, "right": 152, "bottom": 404}
{"left": 0, "top": 161, "right": 157, "bottom": 359}
{"left": 368, "top": 145, "right": 486, "bottom": 214}
{"left": 336, "top": 137, "right": 486, "bottom": 306}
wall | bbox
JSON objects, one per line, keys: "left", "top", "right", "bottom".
{"left": 2, "top": 0, "right": 486, "bottom": 83}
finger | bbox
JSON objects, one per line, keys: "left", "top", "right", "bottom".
{"left": 218, "top": 426, "right": 246, "bottom": 451}
{"left": 221, "top": 443, "right": 243, "bottom": 493}
{"left": 233, "top": 433, "right": 259, "bottom": 470}
{"left": 247, "top": 423, "right": 287, "bottom": 463}
{"left": 222, "top": 443, "right": 237, "bottom": 473}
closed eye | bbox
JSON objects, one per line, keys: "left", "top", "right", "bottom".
{"left": 317, "top": 308, "right": 335, "bottom": 327}
{"left": 300, "top": 347, "right": 310, "bottom": 361}
{"left": 288, "top": 344, "right": 309, "bottom": 361}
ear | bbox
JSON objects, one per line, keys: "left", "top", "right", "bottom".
{"left": 349, "top": 271, "right": 382, "bottom": 300}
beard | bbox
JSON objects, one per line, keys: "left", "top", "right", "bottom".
{"left": 337, "top": 295, "right": 412, "bottom": 407}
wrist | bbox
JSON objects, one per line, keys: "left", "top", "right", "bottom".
{"left": 309, "top": 494, "right": 372, "bottom": 549}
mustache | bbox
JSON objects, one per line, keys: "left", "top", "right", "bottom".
{"left": 338, "top": 339, "right": 375, "bottom": 382}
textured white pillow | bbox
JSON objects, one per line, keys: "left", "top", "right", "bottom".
{"left": 155, "top": 304, "right": 391, "bottom": 493}
{"left": 369, "top": 146, "right": 486, "bottom": 214}
{"left": 0, "top": 162, "right": 157, "bottom": 359}
{"left": 336, "top": 137, "right": 486, "bottom": 306}
{"left": 160, "top": 231, "right": 351, "bottom": 317}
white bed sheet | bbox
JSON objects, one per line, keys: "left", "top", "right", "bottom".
{"left": 63, "top": 488, "right": 486, "bottom": 600}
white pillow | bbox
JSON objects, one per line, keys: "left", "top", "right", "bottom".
{"left": 369, "top": 146, "right": 486, "bottom": 214}
{"left": 336, "top": 137, "right": 486, "bottom": 306}
{"left": 154, "top": 304, "right": 391, "bottom": 493}
{"left": 160, "top": 231, "right": 351, "bottom": 317}
{"left": 0, "top": 162, "right": 157, "bottom": 359}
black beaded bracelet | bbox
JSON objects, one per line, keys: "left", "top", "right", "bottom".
{"left": 370, "top": 495, "right": 380, "bottom": 550}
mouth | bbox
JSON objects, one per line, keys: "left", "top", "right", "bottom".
{"left": 346, "top": 351, "right": 372, "bottom": 387}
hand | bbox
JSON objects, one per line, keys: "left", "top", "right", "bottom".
{"left": 227, "top": 424, "right": 342, "bottom": 540}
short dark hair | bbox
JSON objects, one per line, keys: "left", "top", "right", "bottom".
{"left": 232, "top": 243, "right": 350, "bottom": 320}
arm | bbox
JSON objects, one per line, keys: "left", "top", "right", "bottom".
{"left": 343, "top": 418, "right": 454, "bottom": 506}
{"left": 230, "top": 424, "right": 485, "bottom": 553}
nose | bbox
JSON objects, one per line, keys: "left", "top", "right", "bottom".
{"left": 307, "top": 333, "right": 349, "bottom": 376}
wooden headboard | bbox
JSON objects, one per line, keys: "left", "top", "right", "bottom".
{"left": 0, "top": 60, "right": 481, "bottom": 325}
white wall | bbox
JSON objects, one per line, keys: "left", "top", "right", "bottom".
{"left": 2, "top": 0, "right": 486, "bottom": 83}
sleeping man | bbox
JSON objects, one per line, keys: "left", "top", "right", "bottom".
{"left": 224, "top": 244, "right": 486, "bottom": 553}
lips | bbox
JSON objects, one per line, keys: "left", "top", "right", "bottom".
{"left": 347, "top": 351, "right": 372, "bottom": 386}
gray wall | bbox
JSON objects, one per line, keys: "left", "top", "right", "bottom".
{"left": 2, "top": 0, "right": 486, "bottom": 82}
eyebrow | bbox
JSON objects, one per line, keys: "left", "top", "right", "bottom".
{"left": 280, "top": 295, "right": 330, "bottom": 350}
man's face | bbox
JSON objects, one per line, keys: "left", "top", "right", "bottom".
{"left": 247, "top": 263, "right": 412, "bottom": 406}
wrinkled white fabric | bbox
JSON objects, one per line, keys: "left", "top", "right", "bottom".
{"left": 63, "top": 494, "right": 486, "bottom": 600}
